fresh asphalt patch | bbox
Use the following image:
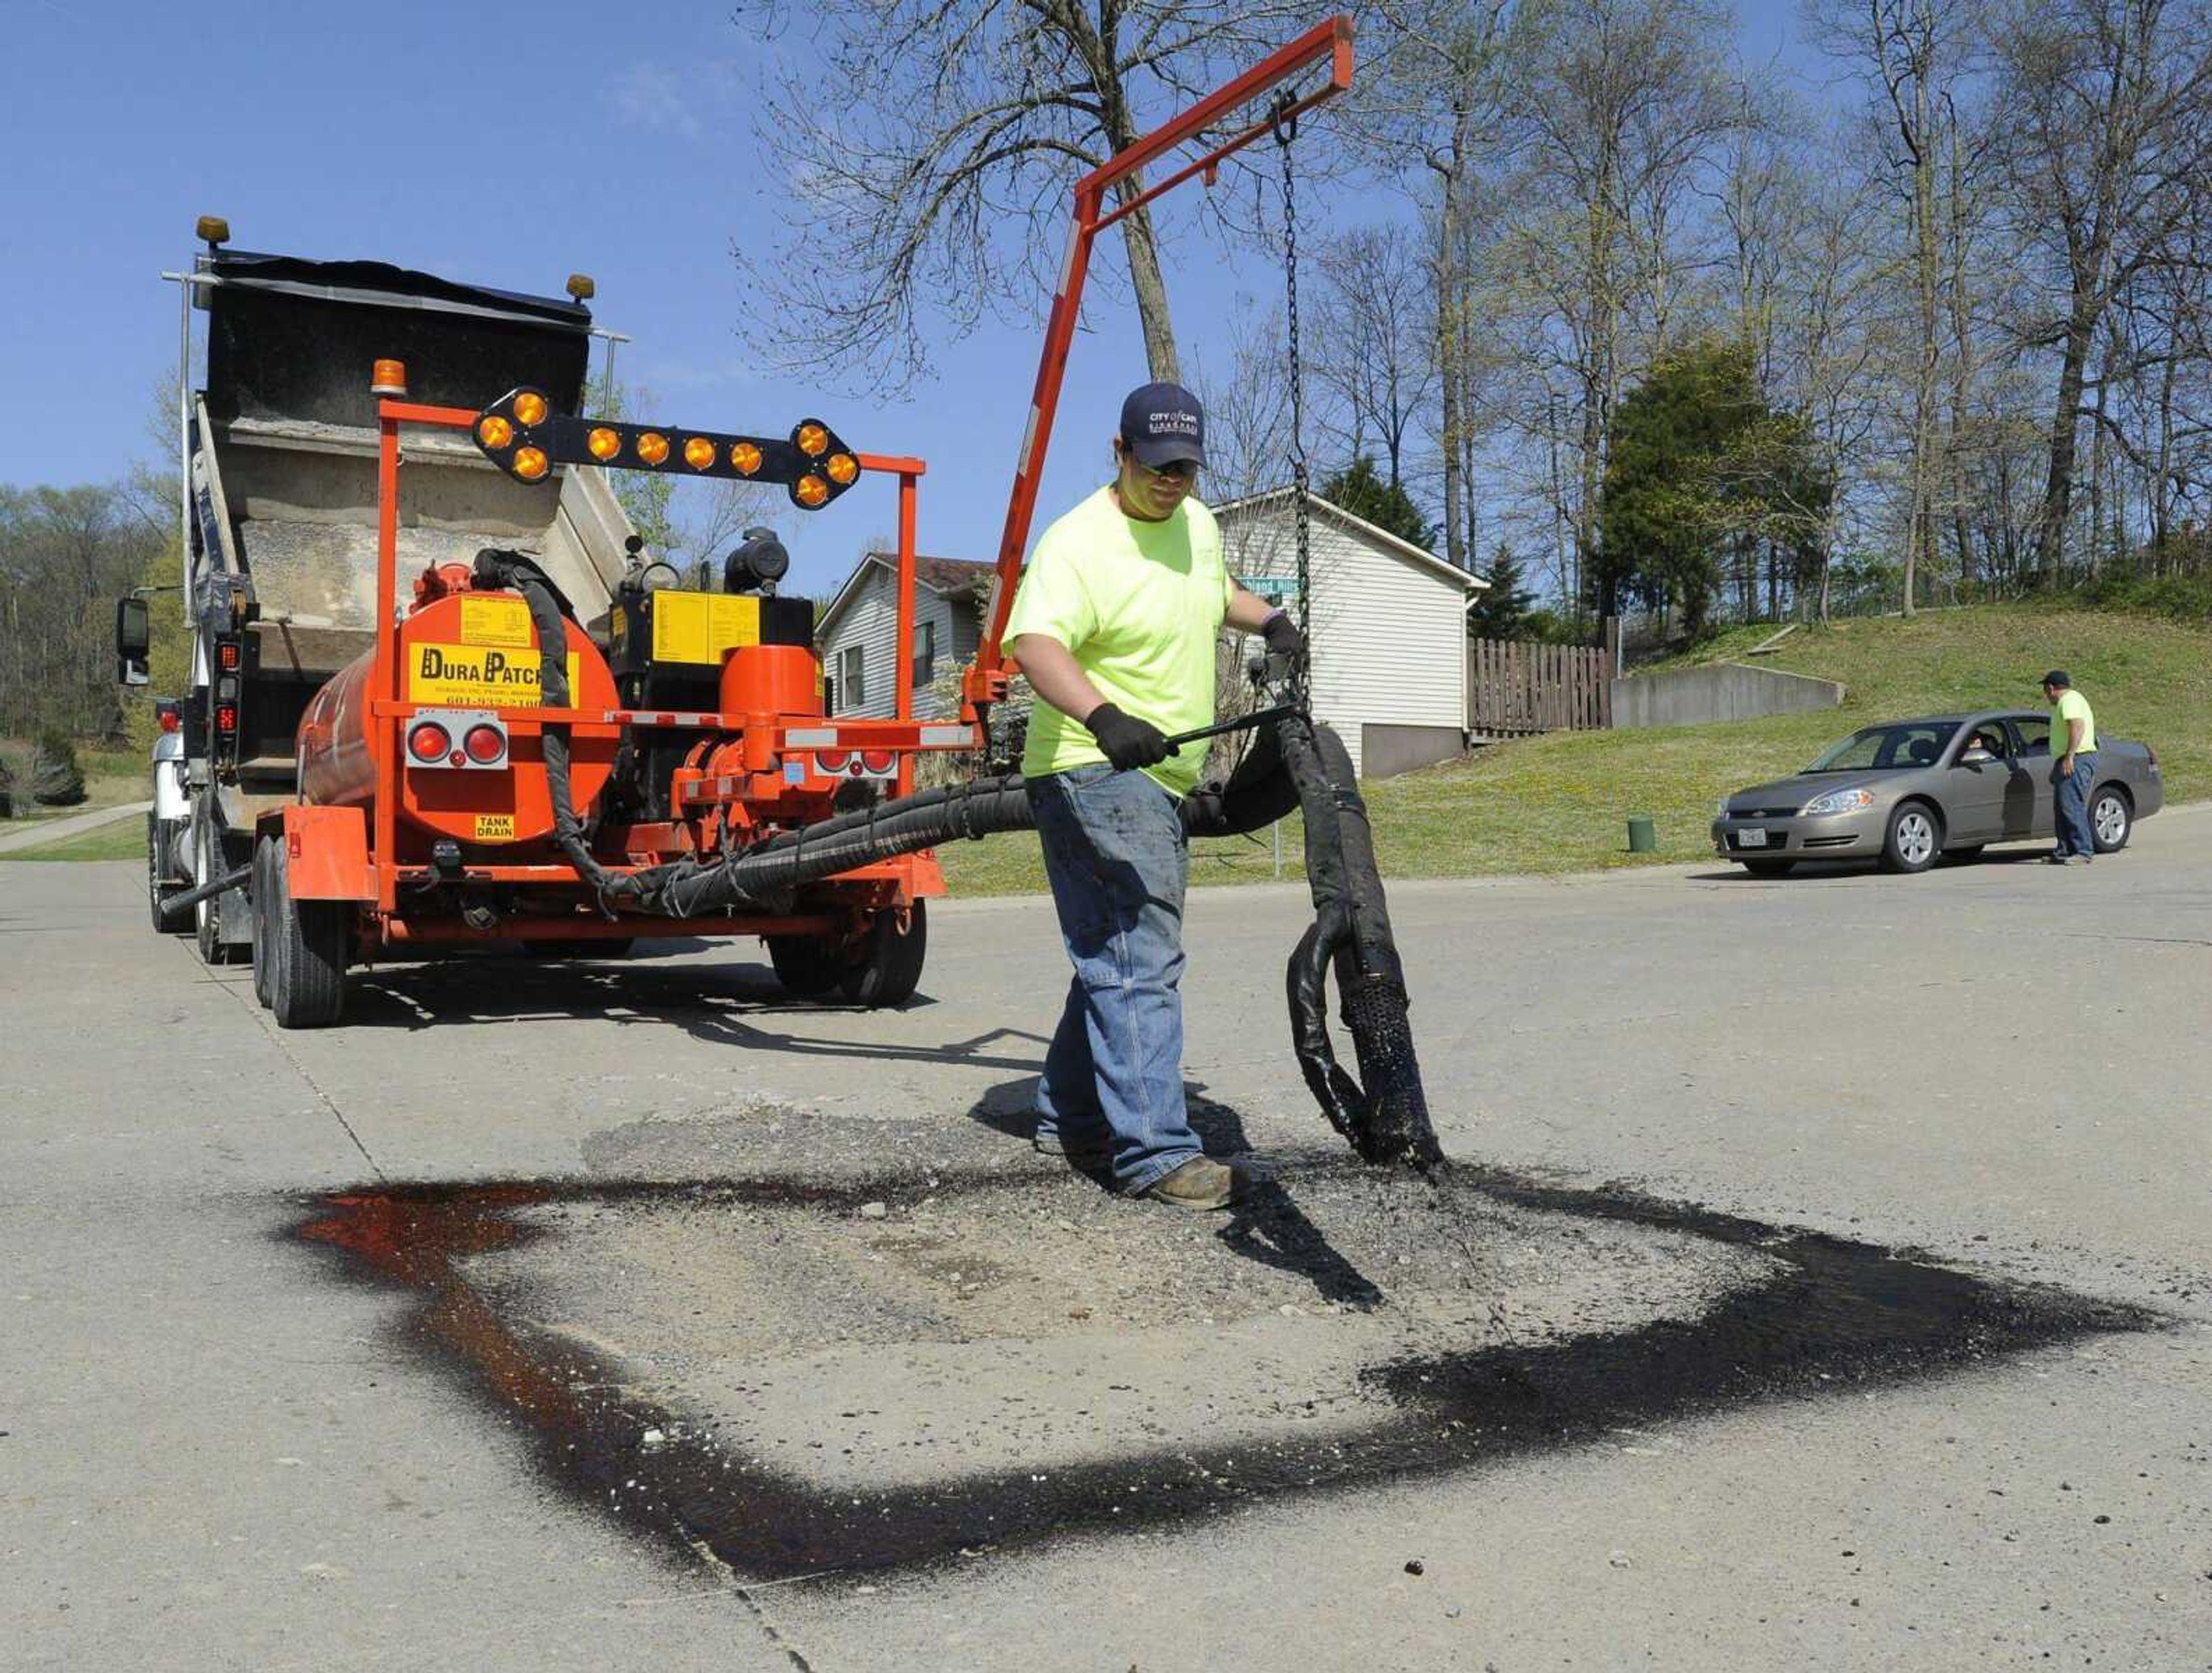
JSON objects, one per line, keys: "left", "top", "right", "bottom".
{"left": 284, "top": 1106, "right": 2158, "bottom": 1585}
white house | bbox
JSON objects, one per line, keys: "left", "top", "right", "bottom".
{"left": 1214, "top": 489, "right": 1485, "bottom": 779}
{"left": 814, "top": 553, "right": 993, "bottom": 718}
{"left": 814, "top": 496, "right": 1483, "bottom": 778}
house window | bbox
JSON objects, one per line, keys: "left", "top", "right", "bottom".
{"left": 839, "top": 644, "right": 866, "bottom": 712}
{"left": 913, "top": 620, "right": 937, "bottom": 690}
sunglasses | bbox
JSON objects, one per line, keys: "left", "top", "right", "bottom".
{"left": 1122, "top": 449, "right": 1199, "bottom": 483}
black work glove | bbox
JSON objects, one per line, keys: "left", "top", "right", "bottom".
{"left": 1085, "top": 702, "right": 1173, "bottom": 772}
{"left": 1260, "top": 609, "right": 1305, "bottom": 659}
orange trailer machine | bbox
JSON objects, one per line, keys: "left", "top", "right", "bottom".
{"left": 249, "top": 364, "right": 972, "bottom": 1027}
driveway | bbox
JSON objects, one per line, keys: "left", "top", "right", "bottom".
{"left": 3, "top": 809, "right": 2206, "bottom": 1670}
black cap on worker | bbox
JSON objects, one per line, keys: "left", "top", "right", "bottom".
{"left": 2040, "top": 669, "right": 2072, "bottom": 689}
{"left": 1119, "top": 381, "right": 1207, "bottom": 469}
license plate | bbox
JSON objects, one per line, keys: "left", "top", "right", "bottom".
{"left": 1738, "top": 828, "right": 1769, "bottom": 848}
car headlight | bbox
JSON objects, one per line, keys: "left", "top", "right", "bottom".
{"left": 1715, "top": 797, "right": 1733, "bottom": 818}
{"left": 1800, "top": 787, "right": 1875, "bottom": 816}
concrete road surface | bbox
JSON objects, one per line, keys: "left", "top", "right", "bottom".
{"left": 3, "top": 810, "right": 2207, "bottom": 1671}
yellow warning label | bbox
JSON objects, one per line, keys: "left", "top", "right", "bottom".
{"left": 408, "top": 643, "right": 583, "bottom": 709}
{"left": 474, "top": 813, "right": 516, "bottom": 842}
{"left": 459, "top": 596, "right": 535, "bottom": 648}
{"left": 651, "top": 591, "right": 761, "bottom": 665}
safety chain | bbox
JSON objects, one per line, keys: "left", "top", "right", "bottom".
{"left": 1271, "top": 90, "right": 1311, "bottom": 694}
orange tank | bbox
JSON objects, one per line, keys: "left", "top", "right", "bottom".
{"left": 297, "top": 589, "right": 619, "bottom": 847}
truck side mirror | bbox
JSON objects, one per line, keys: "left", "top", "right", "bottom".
{"left": 115, "top": 596, "right": 151, "bottom": 688}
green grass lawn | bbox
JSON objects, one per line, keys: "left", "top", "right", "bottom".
{"left": 941, "top": 603, "right": 2210, "bottom": 897}
{"left": 0, "top": 817, "right": 145, "bottom": 862}
{"left": 0, "top": 737, "right": 145, "bottom": 826}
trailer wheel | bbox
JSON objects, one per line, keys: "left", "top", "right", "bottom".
{"left": 767, "top": 934, "right": 846, "bottom": 998}
{"left": 192, "top": 810, "right": 234, "bottom": 965}
{"left": 839, "top": 901, "right": 927, "bottom": 1009}
{"left": 251, "top": 834, "right": 277, "bottom": 1010}
{"left": 266, "top": 840, "right": 349, "bottom": 1029}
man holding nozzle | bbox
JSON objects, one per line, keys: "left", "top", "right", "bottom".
{"left": 1005, "top": 381, "right": 1302, "bottom": 1211}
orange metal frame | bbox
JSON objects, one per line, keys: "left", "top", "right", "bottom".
{"left": 967, "top": 14, "right": 1354, "bottom": 714}
{"left": 366, "top": 403, "right": 945, "bottom": 925}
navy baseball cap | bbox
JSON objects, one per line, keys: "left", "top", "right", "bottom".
{"left": 1119, "top": 381, "right": 1206, "bottom": 469}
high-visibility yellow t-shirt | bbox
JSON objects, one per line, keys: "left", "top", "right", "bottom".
{"left": 2053, "top": 688, "right": 2097, "bottom": 756}
{"left": 1004, "top": 485, "right": 1234, "bottom": 796}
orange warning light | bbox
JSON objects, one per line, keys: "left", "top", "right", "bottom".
{"left": 794, "top": 475, "right": 829, "bottom": 507}
{"left": 729, "top": 441, "right": 763, "bottom": 476}
{"left": 513, "top": 390, "right": 550, "bottom": 427}
{"left": 477, "top": 415, "right": 515, "bottom": 449}
{"left": 636, "top": 432, "right": 670, "bottom": 466}
{"left": 513, "top": 446, "right": 550, "bottom": 481}
{"left": 683, "top": 437, "right": 716, "bottom": 471}
{"left": 587, "top": 427, "right": 622, "bottom": 461}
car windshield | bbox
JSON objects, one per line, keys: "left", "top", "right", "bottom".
{"left": 1804, "top": 722, "right": 1959, "bottom": 773}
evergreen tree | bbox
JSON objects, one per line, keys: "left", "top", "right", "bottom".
{"left": 1320, "top": 454, "right": 1435, "bottom": 551}
{"left": 1468, "top": 542, "right": 1536, "bottom": 639}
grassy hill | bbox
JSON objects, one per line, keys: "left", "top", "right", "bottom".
{"left": 941, "top": 603, "right": 2210, "bottom": 896}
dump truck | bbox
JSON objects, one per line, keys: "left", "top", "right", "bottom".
{"left": 122, "top": 224, "right": 636, "bottom": 966}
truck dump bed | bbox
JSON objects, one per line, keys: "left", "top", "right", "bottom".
{"left": 188, "top": 251, "right": 630, "bottom": 773}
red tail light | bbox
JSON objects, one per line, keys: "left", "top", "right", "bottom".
{"left": 157, "top": 705, "right": 181, "bottom": 734}
{"left": 463, "top": 723, "right": 506, "bottom": 764}
{"left": 215, "top": 704, "right": 238, "bottom": 733}
{"left": 816, "top": 750, "right": 851, "bottom": 772}
{"left": 861, "top": 749, "right": 895, "bottom": 773}
{"left": 408, "top": 721, "right": 451, "bottom": 762}
{"left": 218, "top": 641, "right": 241, "bottom": 671}
{"left": 2146, "top": 743, "right": 2159, "bottom": 768}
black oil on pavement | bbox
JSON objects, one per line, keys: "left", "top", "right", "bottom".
{"left": 289, "top": 1160, "right": 2155, "bottom": 1584}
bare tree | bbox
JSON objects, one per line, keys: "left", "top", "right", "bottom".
{"left": 1989, "top": 0, "right": 2212, "bottom": 583}
{"left": 1494, "top": 0, "right": 1740, "bottom": 619}
{"left": 736, "top": 0, "right": 1318, "bottom": 392}
{"left": 1313, "top": 223, "right": 1440, "bottom": 492}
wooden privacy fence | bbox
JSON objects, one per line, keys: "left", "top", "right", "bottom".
{"left": 1467, "top": 637, "right": 1612, "bottom": 735}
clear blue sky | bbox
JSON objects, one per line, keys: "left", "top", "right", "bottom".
{"left": 2, "top": 0, "right": 1806, "bottom": 601}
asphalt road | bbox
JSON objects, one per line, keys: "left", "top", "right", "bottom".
{"left": 3, "top": 811, "right": 2207, "bottom": 1671}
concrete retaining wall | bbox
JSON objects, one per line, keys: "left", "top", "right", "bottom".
{"left": 1611, "top": 662, "right": 1844, "bottom": 729}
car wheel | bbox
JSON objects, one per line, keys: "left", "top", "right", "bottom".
{"left": 2089, "top": 786, "right": 2131, "bottom": 853}
{"left": 1739, "top": 858, "right": 1796, "bottom": 878}
{"left": 1881, "top": 801, "right": 1941, "bottom": 874}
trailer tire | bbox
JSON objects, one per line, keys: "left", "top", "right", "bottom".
{"left": 266, "top": 841, "right": 349, "bottom": 1029}
{"left": 251, "top": 834, "right": 277, "bottom": 1010}
{"left": 839, "top": 901, "right": 927, "bottom": 1009}
{"left": 192, "top": 809, "right": 234, "bottom": 965}
{"left": 767, "top": 935, "right": 846, "bottom": 998}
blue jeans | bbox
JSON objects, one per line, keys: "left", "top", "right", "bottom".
{"left": 2054, "top": 752, "right": 2098, "bottom": 856}
{"left": 1026, "top": 762, "right": 1202, "bottom": 1193}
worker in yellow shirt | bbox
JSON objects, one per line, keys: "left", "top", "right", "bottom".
{"left": 2041, "top": 669, "right": 2099, "bottom": 864}
{"left": 1005, "top": 381, "right": 1300, "bottom": 1210}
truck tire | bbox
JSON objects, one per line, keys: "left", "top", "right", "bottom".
{"left": 251, "top": 834, "right": 281, "bottom": 1010}
{"left": 767, "top": 934, "right": 847, "bottom": 998}
{"left": 839, "top": 901, "right": 927, "bottom": 1009}
{"left": 193, "top": 810, "right": 234, "bottom": 965}
{"left": 266, "top": 840, "right": 349, "bottom": 1029}
{"left": 148, "top": 814, "right": 185, "bottom": 932}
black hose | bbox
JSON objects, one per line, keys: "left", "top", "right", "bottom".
{"left": 615, "top": 700, "right": 1439, "bottom": 1172}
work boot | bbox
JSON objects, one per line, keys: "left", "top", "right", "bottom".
{"left": 1139, "top": 1155, "right": 1247, "bottom": 1212}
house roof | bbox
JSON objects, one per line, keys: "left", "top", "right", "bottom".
{"left": 1211, "top": 488, "right": 1489, "bottom": 591}
{"left": 817, "top": 552, "right": 994, "bottom": 637}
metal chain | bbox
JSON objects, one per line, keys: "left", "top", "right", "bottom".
{"left": 1273, "top": 92, "right": 1310, "bottom": 693}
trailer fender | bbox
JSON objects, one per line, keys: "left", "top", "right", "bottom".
{"left": 266, "top": 805, "right": 373, "bottom": 901}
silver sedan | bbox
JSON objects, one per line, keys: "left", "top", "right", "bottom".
{"left": 1711, "top": 711, "right": 2164, "bottom": 876}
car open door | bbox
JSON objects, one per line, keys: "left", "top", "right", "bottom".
{"left": 1943, "top": 726, "right": 2009, "bottom": 842}
{"left": 2004, "top": 716, "right": 2054, "bottom": 838}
